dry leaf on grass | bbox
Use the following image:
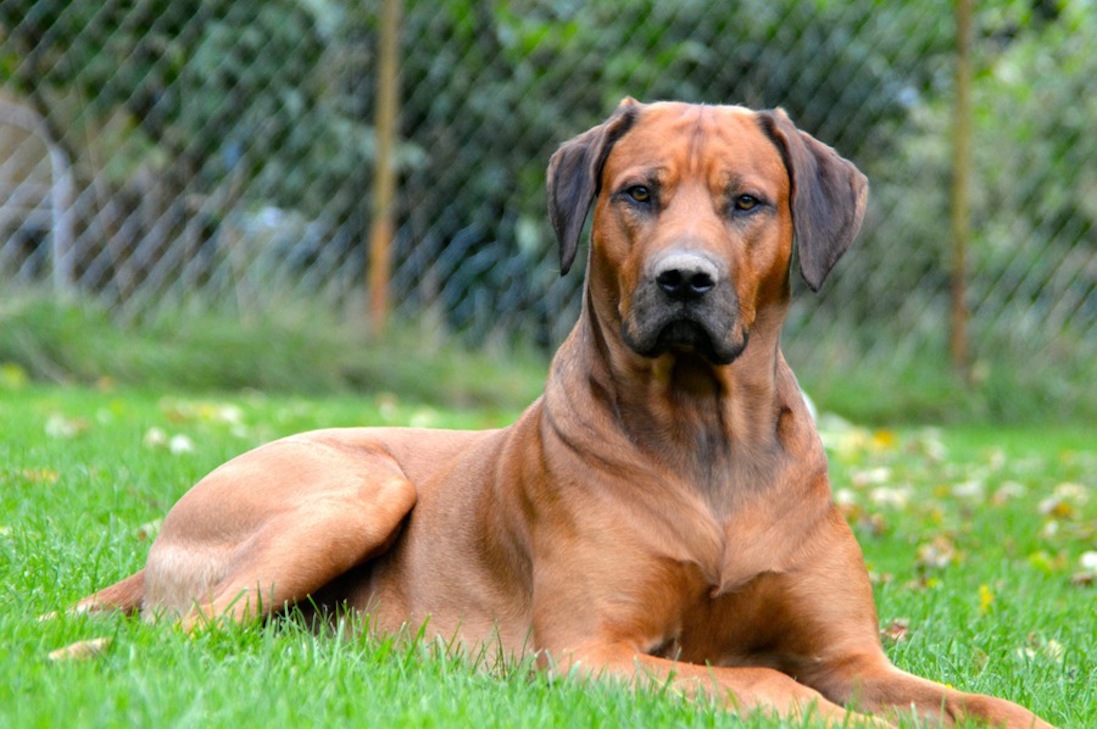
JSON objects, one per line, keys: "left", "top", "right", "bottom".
{"left": 916, "top": 534, "right": 960, "bottom": 570}
{"left": 48, "top": 637, "right": 112, "bottom": 662}
{"left": 45, "top": 414, "right": 90, "bottom": 439}
{"left": 881, "top": 618, "right": 909, "bottom": 643}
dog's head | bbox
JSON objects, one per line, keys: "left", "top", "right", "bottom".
{"left": 547, "top": 99, "right": 867, "bottom": 366}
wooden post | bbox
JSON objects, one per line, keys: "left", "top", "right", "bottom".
{"left": 368, "top": 0, "right": 402, "bottom": 336}
{"left": 949, "top": 0, "right": 973, "bottom": 382}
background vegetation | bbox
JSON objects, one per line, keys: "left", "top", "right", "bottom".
{"left": 1, "top": 287, "right": 1092, "bottom": 425}
{"left": 1, "top": 1, "right": 1094, "bottom": 422}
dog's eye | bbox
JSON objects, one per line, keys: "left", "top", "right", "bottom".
{"left": 734, "top": 194, "right": 760, "bottom": 212}
{"left": 626, "top": 185, "right": 652, "bottom": 204}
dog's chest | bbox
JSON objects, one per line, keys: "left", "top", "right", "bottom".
{"left": 644, "top": 567, "right": 799, "bottom": 666}
{"left": 633, "top": 475, "right": 837, "bottom": 665}
{"left": 637, "top": 466, "right": 831, "bottom": 630}
{"left": 634, "top": 477, "right": 817, "bottom": 595}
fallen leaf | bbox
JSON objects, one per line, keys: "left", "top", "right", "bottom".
{"left": 144, "top": 429, "right": 196, "bottom": 454}
{"left": 48, "top": 637, "right": 112, "bottom": 662}
{"left": 916, "top": 535, "right": 959, "bottom": 570}
{"left": 21, "top": 468, "right": 59, "bottom": 484}
{"left": 136, "top": 519, "right": 163, "bottom": 541}
{"left": 881, "top": 618, "right": 909, "bottom": 643}
{"left": 45, "top": 414, "right": 89, "bottom": 439}
{"left": 834, "top": 488, "right": 857, "bottom": 506}
{"left": 861, "top": 513, "right": 889, "bottom": 537}
{"left": 867, "top": 570, "right": 893, "bottom": 586}
{"left": 869, "top": 486, "right": 912, "bottom": 509}
{"left": 1038, "top": 500, "right": 1075, "bottom": 520}
{"left": 1016, "top": 634, "right": 1065, "bottom": 663}
{"left": 1069, "top": 572, "right": 1094, "bottom": 587}
{"left": 1043, "top": 639, "right": 1065, "bottom": 661}
{"left": 851, "top": 467, "right": 891, "bottom": 488}
{"left": 143, "top": 427, "right": 168, "bottom": 448}
{"left": 1053, "top": 482, "right": 1089, "bottom": 503}
{"left": 903, "top": 575, "right": 942, "bottom": 592}
{"left": 169, "top": 434, "right": 195, "bottom": 454}
{"left": 914, "top": 428, "right": 948, "bottom": 462}
{"left": 952, "top": 480, "right": 986, "bottom": 501}
{"left": 1071, "top": 551, "right": 1097, "bottom": 586}
{"left": 991, "top": 481, "right": 1026, "bottom": 505}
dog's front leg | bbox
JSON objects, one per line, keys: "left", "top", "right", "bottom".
{"left": 807, "top": 656, "right": 1054, "bottom": 728}
{"left": 545, "top": 643, "right": 889, "bottom": 727}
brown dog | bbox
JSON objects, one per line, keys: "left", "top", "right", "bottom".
{"left": 75, "top": 100, "right": 1051, "bottom": 727}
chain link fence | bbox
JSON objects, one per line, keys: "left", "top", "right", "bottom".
{"left": 1, "top": 1, "right": 1094, "bottom": 406}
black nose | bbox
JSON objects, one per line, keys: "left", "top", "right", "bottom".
{"left": 653, "top": 254, "right": 719, "bottom": 302}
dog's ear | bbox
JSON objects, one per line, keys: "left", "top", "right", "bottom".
{"left": 759, "top": 108, "right": 869, "bottom": 292}
{"left": 547, "top": 98, "right": 640, "bottom": 275}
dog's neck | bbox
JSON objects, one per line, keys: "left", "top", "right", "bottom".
{"left": 545, "top": 287, "right": 796, "bottom": 480}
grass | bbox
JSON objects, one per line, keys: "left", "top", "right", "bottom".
{"left": 786, "top": 334, "right": 1097, "bottom": 426}
{"left": 3, "top": 288, "right": 1096, "bottom": 424}
{"left": 0, "top": 290, "right": 548, "bottom": 409}
{"left": 1, "top": 385, "right": 1093, "bottom": 727}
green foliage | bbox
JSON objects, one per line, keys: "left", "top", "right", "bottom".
{"left": 801, "top": 2, "right": 1097, "bottom": 395}
{"left": 3, "top": 291, "right": 1096, "bottom": 425}
{"left": 789, "top": 327, "right": 1097, "bottom": 425}
{"left": 1, "top": 2, "right": 1093, "bottom": 419}
{"left": 969, "top": 6, "right": 1097, "bottom": 316}
{"left": 395, "top": 0, "right": 954, "bottom": 341}
{"left": 0, "top": 290, "right": 546, "bottom": 409}
{"left": 0, "top": 0, "right": 376, "bottom": 219}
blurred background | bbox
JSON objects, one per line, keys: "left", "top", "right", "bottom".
{"left": 1, "top": 0, "right": 1094, "bottom": 421}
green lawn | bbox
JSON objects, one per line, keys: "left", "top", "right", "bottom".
{"left": 1, "top": 386, "right": 1093, "bottom": 727}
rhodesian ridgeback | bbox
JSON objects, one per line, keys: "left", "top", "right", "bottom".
{"left": 73, "top": 100, "right": 1051, "bottom": 727}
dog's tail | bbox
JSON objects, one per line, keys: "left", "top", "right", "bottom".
{"left": 72, "top": 569, "right": 146, "bottom": 617}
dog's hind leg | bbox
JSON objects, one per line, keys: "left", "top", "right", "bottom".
{"left": 137, "top": 435, "right": 417, "bottom": 630}
{"left": 72, "top": 569, "right": 146, "bottom": 616}
{"left": 40, "top": 568, "right": 145, "bottom": 622}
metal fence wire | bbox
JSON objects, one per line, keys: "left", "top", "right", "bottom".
{"left": 1, "top": 1, "right": 1094, "bottom": 401}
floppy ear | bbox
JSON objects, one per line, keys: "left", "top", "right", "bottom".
{"left": 546, "top": 99, "right": 640, "bottom": 275}
{"left": 760, "top": 108, "right": 869, "bottom": 292}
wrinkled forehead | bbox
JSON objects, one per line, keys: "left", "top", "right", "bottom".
{"left": 603, "top": 103, "right": 788, "bottom": 192}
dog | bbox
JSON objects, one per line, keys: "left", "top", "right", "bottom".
{"left": 72, "top": 99, "right": 1051, "bottom": 727}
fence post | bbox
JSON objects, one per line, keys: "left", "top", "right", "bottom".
{"left": 368, "top": 0, "right": 403, "bottom": 336}
{"left": 949, "top": 0, "right": 973, "bottom": 383}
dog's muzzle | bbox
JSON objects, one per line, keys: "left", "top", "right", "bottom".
{"left": 622, "top": 251, "right": 746, "bottom": 365}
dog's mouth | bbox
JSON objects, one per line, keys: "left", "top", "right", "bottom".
{"left": 621, "top": 274, "right": 746, "bottom": 366}
{"left": 624, "top": 316, "right": 747, "bottom": 366}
